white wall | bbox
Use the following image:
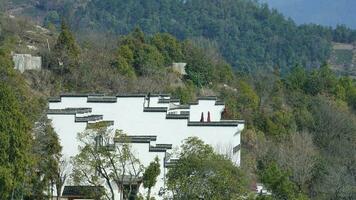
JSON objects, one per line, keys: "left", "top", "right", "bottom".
{"left": 12, "top": 53, "right": 41, "bottom": 73}
{"left": 47, "top": 95, "right": 244, "bottom": 199}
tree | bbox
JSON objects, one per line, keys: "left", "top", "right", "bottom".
{"left": 0, "top": 83, "right": 32, "bottom": 199}
{"left": 257, "top": 161, "right": 307, "bottom": 200}
{"left": 28, "top": 115, "right": 62, "bottom": 200}
{"left": 72, "top": 125, "right": 144, "bottom": 200}
{"left": 54, "top": 158, "right": 70, "bottom": 200}
{"left": 167, "top": 137, "right": 247, "bottom": 199}
{"left": 52, "top": 20, "right": 80, "bottom": 73}
{"left": 183, "top": 43, "right": 214, "bottom": 87}
{"left": 142, "top": 157, "right": 160, "bottom": 200}
{"left": 54, "top": 20, "right": 80, "bottom": 58}
{"left": 150, "top": 33, "right": 183, "bottom": 65}
{"left": 116, "top": 30, "right": 165, "bottom": 76}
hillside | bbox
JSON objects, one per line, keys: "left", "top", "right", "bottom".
{"left": 262, "top": 0, "right": 356, "bottom": 29}
{"left": 2, "top": 0, "right": 338, "bottom": 73}
{"left": 5, "top": 0, "right": 356, "bottom": 74}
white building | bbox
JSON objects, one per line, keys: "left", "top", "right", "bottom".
{"left": 47, "top": 93, "right": 244, "bottom": 199}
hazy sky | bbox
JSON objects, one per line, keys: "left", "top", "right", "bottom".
{"left": 261, "top": 0, "right": 356, "bottom": 29}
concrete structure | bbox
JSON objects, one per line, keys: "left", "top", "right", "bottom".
{"left": 12, "top": 53, "right": 41, "bottom": 73}
{"left": 171, "top": 62, "right": 187, "bottom": 75}
{"left": 47, "top": 94, "right": 244, "bottom": 199}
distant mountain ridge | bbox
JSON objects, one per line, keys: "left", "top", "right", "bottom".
{"left": 262, "top": 0, "right": 356, "bottom": 29}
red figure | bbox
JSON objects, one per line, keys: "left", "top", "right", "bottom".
{"left": 200, "top": 112, "right": 204, "bottom": 122}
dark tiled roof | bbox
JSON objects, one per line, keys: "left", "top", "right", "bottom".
{"left": 87, "top": 120, "right": 114, "bottom": 129}
{"left": 62, "top": 186, "right": 104, "bottom": 197}
{"left": 48, "top": 97, "right": 61, "bottom": 102}
{"left": 188, "top": 120, "right": 244, "bottom": 127}
{"left": 149, "top": 144, "right": 172, "bottom": 152}
{"left": 87, "top": 96, "right": 117, "bottom": 103}
{"left": 114, "top": 135, "right": 157, "bottom": 143}
{"left": 169, "top": 105, "right": 190, "bottom": 110}
{"left": 75, "top": 115, "right": 103, "bottom": 122}
{"left": 197, "top": 96, "right": 218, "bottom": 101}
{"left": 215, "top": 101, "right": 225, "bottom": 105}
{"left": 158, "top": 98, "right": 180, "bottom": 103}
{"left": 233, "top": 144, "right": 241, "bottom": 154}
{"left": 60, "top": 94, "right": 90, "bottom": 97}
{"left": 143, "top": 107, "right": 168, "bottom": 112}
{"left": 117, "top": 93, "right": 169, "bottom": 98}
{"left": 166, "top": 113, "right": 190, "bottom": 119}
{"left": 47, "top": 108, "right": 92, "bottom": 115}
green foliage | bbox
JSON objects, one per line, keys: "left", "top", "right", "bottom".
{"left": 114, "top": 29, "right": 233, "bottom": 86}
{"left": 52, "top": 20, "right": 80, "bottom": 74}
{"left": 114, "top": 55, "right": 136, "bottom": 79}
{"left": 28, "top": 115, "right": 62, "bottom": 200}
{"left": 51, "top": 0, "right": 336, "bottom": 72}
{"left": 116, "top": 29, "right": 165, "bottom": 76}
{"left": 220, "top": 80, "right": 259, "bottom": 124}
{"left": 333, "top": 25, "right": 356, "bottom": 43}
{"left": 167, "top": 137, "right": 247, "bottom": 199}
{"left": 171, "top": 80, "right": 196, "bottom": 104}
{"left": 257, "top": 161, "right": 307, "bottom": 200}
{"left": 54, "top": 21, "right": 80, "bottom": 58}
{"left": 143, "top": 157, "right": 160, "bottom": 200}
{"left": 183, "top": 43, "right": 214, "bottom": 87}
{"left": 150, "top": 33, "right": 184, "bottom": 65}
{"left": 265, "top": 110, "right": 296, "bottom": 138}
{"left": 0, "top": 83, "right": 31, "bottom": 199}
{"left": 0, "top": 38, "right": 45, "bottom": 198}
{"left": 44, "top": 11, "right": 61, "bottom": 28}
{"left": 285, "top": 66, "right": 308, "bottom": 91}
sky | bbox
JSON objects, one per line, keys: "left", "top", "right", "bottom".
{"left": 261, "top": 0, "right": 356, "bottom": 29}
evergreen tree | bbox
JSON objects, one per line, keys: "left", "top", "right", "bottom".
{"left": 0, "top": 83, "right": 32, "bottom": 199}
{"left": 52, "top": 20, "right": 80, "bottom": 73}
{"left": 142, "top": 157, "right": 160, "bottom": 200}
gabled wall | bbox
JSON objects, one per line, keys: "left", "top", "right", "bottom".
{"left": 47, "top": 94, "right": 244, "bottom": 199}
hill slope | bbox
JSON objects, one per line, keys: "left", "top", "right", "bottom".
{"left": 4, "top": 0, "right": 335, "bottom": 73}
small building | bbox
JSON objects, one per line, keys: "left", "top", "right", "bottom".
{"left": 47, "top": 93, "right": 244, "bottom": 199}
{"left": 12, "top": 53, "right": 41, "bottom": 73}
{"left": 171, "top": 62, "right": 187, "bottom": 75}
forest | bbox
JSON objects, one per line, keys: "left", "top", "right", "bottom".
{"left": 0, "top": 0, "right": 356, "bottom": 199}
{"left": 3, "top": 0, "right": 356, "bottom": 72}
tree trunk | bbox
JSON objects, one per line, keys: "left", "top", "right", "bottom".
{"left": 119, "top": 185, "right": 124, "bottom": 200}
{"left": 146, "top": 187, "right": 151, "bottom": 200}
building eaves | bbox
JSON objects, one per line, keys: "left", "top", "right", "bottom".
{"left": 143, "top": 107, "right": 168, "bottom": 112}
{"left": 47, "top": 108, "right": 92, "bottom": 115}
{"left": 75, "top": 115, "right": 103, "bottom": 122}
{"left": 188, "top": 120, "right": 244, "bottom": 127}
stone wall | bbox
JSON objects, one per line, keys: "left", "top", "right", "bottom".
{"left": 12, "top": 53, "right": 41, "bottom": 73}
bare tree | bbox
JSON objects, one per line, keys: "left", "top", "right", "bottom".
{"left": 55, "top": 158, "right": 70, "bottom": 200}
{"left": 72, "top": 126, "right": 144, "bottom": 200}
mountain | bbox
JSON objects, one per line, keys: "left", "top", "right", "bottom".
{"left": 5, "top": 0, "right": 356, "bottom": 73}
{"left": 262, "top": 0, "right": 356, "bottom": 29}
{"left": 3, "top": 0, "right": 339, "bottom": 73}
